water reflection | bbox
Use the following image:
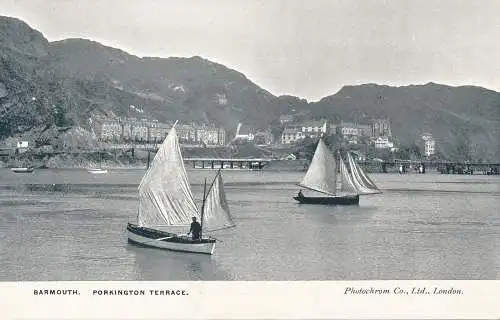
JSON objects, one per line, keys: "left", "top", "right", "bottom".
{"left": 126, "top": 243, "right": 231, "bottom": 280}
{"left": 1, "top": 168, "right": 499, "bottom": 280}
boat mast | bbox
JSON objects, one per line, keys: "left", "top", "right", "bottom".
{"left": 338, "top": 150, "right": 342, "bottom": 193}
{"left": 200, "top": 178, "right": 207, "bottom": 239}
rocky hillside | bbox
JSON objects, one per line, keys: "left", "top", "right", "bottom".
{"left": 0, "top": 16, "right": 281, "bottom": 144}
{"left": 1, "top": 15, "right": 499, "bottom": 161}
{"left": 311, "top": 83, "right": 500, "bottom": 161}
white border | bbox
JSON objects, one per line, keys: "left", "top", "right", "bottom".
{"left": 1, "top": 280, "right": 499, "bottom": 319}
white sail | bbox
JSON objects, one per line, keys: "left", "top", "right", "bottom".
{"left": 339, "top": 157, "right": 358, "bottom": 195}
{"left": 299, "top": 139, "right": 337, "bottom": 195}
{"left": 137, "top": 126, "right": 200, "bottom": 227}
{"left": 347, "top": 152, "right": 381, "bottom": 194}
{"left": 202, "top": 171, "right": 236, "bottom": 232}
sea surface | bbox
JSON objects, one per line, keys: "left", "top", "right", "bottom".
{"left": 0, "top": 168, "right": 499, "bottom": 280}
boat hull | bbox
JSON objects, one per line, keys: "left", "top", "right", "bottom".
{"left": 126, "top": 223, "right": 216, "bottom": 255}
{"left": 293, "top": 194, "right": 360, "bottom": 205}
{"left": 11, "top": 167, "right": 34, "bottom": 173}
{"left": 87, "top": 168, "right": 108, "bottom": 174}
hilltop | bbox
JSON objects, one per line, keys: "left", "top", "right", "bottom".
{"left": 0, "top": 15, "right": 499, "bottom": 161}
{"left": 311, "top": 83, "right": 500, "bottom": 161}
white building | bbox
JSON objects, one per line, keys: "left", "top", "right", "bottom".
{"left": 280, "top": 120, "right": 327, "bottom": 144}
{"left": 301, "top": 120, "right": 327, "bottom": 136}
{"left": 374, "top": 137, "right": 394, "bottom": 149}
{"left": 100, "top": 120, "right": 122, "bottom": 140}
{"left": 371, "top": 118, "right": 392, "bottom": 138}
{"left": 130, "top": 120, "right": 149, "bottom": 141}
{"left": 340, "top": 122, "right": 359, "bottom": 136}
{"left": 196, "top": 125, "right": 224, "bottom": 145}
{"left": 280, "top": 127, "right": 305, "bottom": 144}
{"left": 338, "top": 121, "right": 371, "bottom": 137}
{"left": 16, "top": 141, "right": 29, "bottom": 148}
{"left": 422, "top": 134, "right": 436, "bottom": 156}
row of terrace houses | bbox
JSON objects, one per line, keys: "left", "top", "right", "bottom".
{"left": 280, "top": 120, "right": 328, "bottom": 144}
{"left": 279, "top": 118, "right": 392, "bottom": 144}
{"left": 99, "top": 118, "right": 226, "bottom": 145}
{"left": 279, "top": 115, "right": 392, "bottom": 137}
{"left": 334, "top": 121, "right": 372, "bottom": 137}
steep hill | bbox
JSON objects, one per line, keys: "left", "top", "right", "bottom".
{"left": 47, "top": 38, "right": 278, "bottom": 128}
{"left": 1, "top": 15, "right": 499, "bottom": 161}
{"left": 0, "top": 16, "right": 282, "bottom": 143}
{"left": 311, "top": 83, "right": 500, "bottom": 161}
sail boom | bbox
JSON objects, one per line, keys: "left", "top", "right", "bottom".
{"left": 298, "top": 184, "right": 337, "bottom": 196}
{"left": 205, "top": 225, "right": 237, "bottom": 233}
{"left": 144, "top": 224, "right": 191, "bottom": 227}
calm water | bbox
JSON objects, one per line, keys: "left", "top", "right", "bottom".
{"left": 0, "top": 168, "right": 499, "bottom": 281}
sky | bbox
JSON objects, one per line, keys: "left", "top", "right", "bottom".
{"left": 2, "top": 0, "right": 500, "bottom": 101}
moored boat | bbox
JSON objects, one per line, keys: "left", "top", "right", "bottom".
{"left": 87, "top": 151, "right": 108, "bottom": 174}
{"left": 87, "top": 168, "right": 108, "bottom": 174}
{"left": 11, "top": 167, "right": 35, "bottom": 173}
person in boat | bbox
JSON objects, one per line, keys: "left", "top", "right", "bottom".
{"left": 188, "top": 216, "right": 202, "bottom": 241}
{"left": 298, "top": 189, "right": 304, "bottom": 198}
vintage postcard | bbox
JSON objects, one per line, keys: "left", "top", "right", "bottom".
{"left": 0, "top": 0, "right": 499, "bottom": 319}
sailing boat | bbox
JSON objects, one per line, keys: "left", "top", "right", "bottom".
{"left": 126, "top": 122, "right": 235, "bottom": 255}
{"left": 87, "top": 151, "right": 108, "bottom": 174}
{"left": 293, "top": 138, "right": 360, "bottom": 205}
{"left": 11, "top": 154, "right": 35, "bottom": 173}
{"left": 346, "top": 152, "right": 382, "bottom": 194}
{"left": 11, "top": 166, "right": 35, "bottom": 173}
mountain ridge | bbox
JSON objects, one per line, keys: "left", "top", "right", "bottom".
{"left": 1, "top": 15, "right": 499, "bottom": 161}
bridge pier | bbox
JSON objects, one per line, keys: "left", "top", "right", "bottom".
{"left": 381, "top": 162, "right": 388, "bottom": 173}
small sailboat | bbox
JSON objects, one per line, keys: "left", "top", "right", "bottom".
{"left": 87, "top": 151, "right": 108, "bottom": 174}
{"left": 127, "top": 122, "right": 235, "bottom": 255}
{"left": 293, "top": 138, "right": 360, "bottom": 205}
{"left": 11, "top": 166, "right": 35, "bottom": 173}
{"left": 87, "top": 168, "right": 108, "bottom": 174}
{"left": 346, "top": 152, "right": 382, "bottom": 194}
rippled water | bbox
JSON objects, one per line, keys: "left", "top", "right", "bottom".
{"left": 0, "top": 168, "right": 499, "bottom": 280}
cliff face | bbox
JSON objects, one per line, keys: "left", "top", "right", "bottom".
{"left": 1, "top": 15, "right": 499, "bottom": 161}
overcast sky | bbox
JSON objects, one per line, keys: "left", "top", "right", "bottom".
{"left": 3, "top": 0, "right": 500, "bottom": 101}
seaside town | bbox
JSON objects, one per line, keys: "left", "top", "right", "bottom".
{"left": 96, "top": 114, "right": 435, "bottom": 158}
{"left": 2, "top": 5, "right": 500, "bottom": 315}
